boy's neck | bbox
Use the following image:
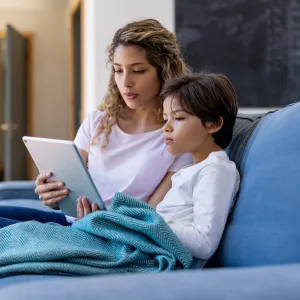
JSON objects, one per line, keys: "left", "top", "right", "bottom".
{"left": 191, "top": 143, "right": 223, "bottom": 165}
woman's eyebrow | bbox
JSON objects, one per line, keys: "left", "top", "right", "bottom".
{"left": 113, "top": 62, "right": 146, "bottom": 66}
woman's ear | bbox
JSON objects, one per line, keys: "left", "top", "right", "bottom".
{"left": 205, "top": 117, "right": 224, "bottom": 134}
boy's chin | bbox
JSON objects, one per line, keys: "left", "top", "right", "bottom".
{"left": 166, "top": 147, "right": 182, "bottom": 156}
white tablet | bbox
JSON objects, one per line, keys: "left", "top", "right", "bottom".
{"left": 22, "top": 136, "right": 107, "bottom": 217}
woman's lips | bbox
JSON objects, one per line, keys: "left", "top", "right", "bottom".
{"left": 125, "top": 93, "right": 138, "bottom": 100}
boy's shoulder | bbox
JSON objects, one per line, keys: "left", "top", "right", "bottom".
{"left": 184, "top": 151, "right": 239, "bottom": 183}
{"left": 204, "top": 151, "right": 238, "bottom": 174}
{"left": 199, "top": 152, "right": 240, "bottom": 187}
{"left": 176, "top": 151, "right": 238, "bottom": 181}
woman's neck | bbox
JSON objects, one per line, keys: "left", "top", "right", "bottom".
{"left": 118, "top": 106, "right": 163, "bottom": 134}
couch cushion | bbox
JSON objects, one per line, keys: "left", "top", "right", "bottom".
{"left": 209, "top": 102, "right": 300, "bottom": 267}
{"left": 226, "top": 113, "right": 266, "bottom": 171}
{"left": 0, "top": 199, "right": 54, "bottom": 212}
{"left": 0, "top": 181, "right": 38, "bottom": 200}
{"left": 1, "top": 264, "right": 300, "bottom": 300}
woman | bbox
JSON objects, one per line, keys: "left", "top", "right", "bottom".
{"left": 0, "top": 19, "right": 192, "bottom": 226}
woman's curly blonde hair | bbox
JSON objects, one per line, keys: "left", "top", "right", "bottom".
{"left": 91, "top": 18, "right": 189, "bottom": 149}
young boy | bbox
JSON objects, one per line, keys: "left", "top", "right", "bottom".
{"left": 157, "top": 73, "right": 240, "bottom": 267}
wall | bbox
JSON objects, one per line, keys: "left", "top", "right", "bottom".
{"left": 0, "top": 0, "right": 71, "bottom": 140}
{"left": 83, "top": 0, "right": 175, "bottom": 118}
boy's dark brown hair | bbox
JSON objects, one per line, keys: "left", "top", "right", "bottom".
{"left": 160, "top": 73, "right": 238, "bottom": 149}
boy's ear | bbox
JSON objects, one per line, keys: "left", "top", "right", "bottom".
{"left": 205, "top": 117, "right": 224, "bottom": 134}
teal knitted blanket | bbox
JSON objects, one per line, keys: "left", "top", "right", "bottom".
{"left": 0, "top": 193, "right": 193, "bottom": 277}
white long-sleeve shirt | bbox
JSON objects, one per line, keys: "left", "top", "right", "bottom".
{"left": 156, "top": 151, "right": 240, "bottom": 264}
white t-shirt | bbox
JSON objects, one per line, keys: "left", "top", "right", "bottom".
{"left": 74, "top": 110, "right": 193, "bottom": 208}
{"left": 156, "top": 151, "right": 240, "bottom": 265}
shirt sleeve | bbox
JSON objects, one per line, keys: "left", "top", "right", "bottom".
{"left": 74, "top": 110, "right": 101, "bottom": 151}
{"left": 168, "top": 153, "right": 193, "bottom": 173}
{"left": 168, "top": 164, "right": 238, "bottom": 260}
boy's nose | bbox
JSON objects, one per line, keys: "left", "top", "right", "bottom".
{"left": 163, "top": 121, "right": 173, "bottom": 133}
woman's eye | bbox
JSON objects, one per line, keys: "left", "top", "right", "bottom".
{"left": 175, "top": 117, "right": 185, "bottom": 121}
{"left": 114, "top": 70, "right": 123, "bottom": 74}
{"left": 163, "top": 119, "right": 168, "bottom": 124}
{"left": 133, "top": 70, "right": 145, "bottom": 74}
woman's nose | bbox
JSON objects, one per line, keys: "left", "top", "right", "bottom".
{"left": 123, "top": 73, "right": 133, "bottom": 87}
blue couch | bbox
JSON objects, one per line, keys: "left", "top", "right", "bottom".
{"left": 0, "top": 103, "right": 300, "bottom": 299}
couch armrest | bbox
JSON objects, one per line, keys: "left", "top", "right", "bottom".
{"left": 0, "top": 181, "right": 39, "bottom": 200}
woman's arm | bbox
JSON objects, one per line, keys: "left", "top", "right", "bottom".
{"left": 147, "top": 172, "right": 174, "bottom": 209}
{"left": 79, "top": 149, "right": 88, "bottom": 165}
{"left": 147, "top": 153, "right": 192, "bottom": 209}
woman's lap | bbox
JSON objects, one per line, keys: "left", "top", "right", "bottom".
{"left": 0, "top": 206, "right": 68, "bottom": 228}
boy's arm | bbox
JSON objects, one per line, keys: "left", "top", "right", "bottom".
{"left": 169, "top": 164, "right": 238, "bottom": 260}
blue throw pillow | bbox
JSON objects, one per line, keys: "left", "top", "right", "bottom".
{"left": 210, "top": 102, "right": 300, "bottom": 267}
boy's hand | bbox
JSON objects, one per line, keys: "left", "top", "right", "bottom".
{"left": 77, "top": 197, "right": 99, "bottom": 219}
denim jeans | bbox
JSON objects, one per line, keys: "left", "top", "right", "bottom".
{"left": 0, "top": 206, "right": 69, "bottom": 228}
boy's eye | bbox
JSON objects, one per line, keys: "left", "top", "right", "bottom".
{"left": 163, "top": 119, "right": 168, "bottom": 124}
{"left": 175, "top": 117, "right": 185, "bottom": 121}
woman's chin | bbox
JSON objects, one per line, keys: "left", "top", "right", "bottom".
{"left": 124, "top": 101, "right": 139, "bottom": 110}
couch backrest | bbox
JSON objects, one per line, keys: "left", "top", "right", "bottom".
{"left": 208, "top": 103, "right": 300, "bottom": 267}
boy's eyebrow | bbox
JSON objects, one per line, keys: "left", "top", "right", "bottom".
{"left": 163, "top": 109, "right": 185, "bottom": 115}
{"left": 113, "top": 62, "right": 146, "bottom": 66}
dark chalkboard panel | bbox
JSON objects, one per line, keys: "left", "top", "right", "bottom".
{"left": 175, "top": 0, "right": 300, "bottom": 107}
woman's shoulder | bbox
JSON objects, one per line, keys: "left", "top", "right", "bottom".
{"left": 86, "top": 109, "right": 105, "bottom": 122}
{"left": 84, "top": 109, "right": 106, "bottom": 130}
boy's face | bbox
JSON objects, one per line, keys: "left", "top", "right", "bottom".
{"left": 162, "top": 96, "right": 221, "bottom": 160}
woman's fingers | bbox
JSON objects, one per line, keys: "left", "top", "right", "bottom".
{"left": 35, "top": 173, "right": 65, "bottom": 196}
{"left": 42, "top": 195, "right": 67, "bottom": 207}
{"left": 35, "top": 172, "right": 51, "bottom": 185}
{"left": 82, "top": 197, "right": 92, "bottom": 216}
{"left": 77, "top": 198, "right": 84, "bottom": 219}
{"left": 92, "top": 203, "right": 99, "bottom": 212}
{"left": 35, "top": 181, "right": 65, "bottom": 195}
{"left": 38, "top": 188, "right": 69, "bottom": 201}
{"left": 77, "top": 198, "right": 100, "bottom": 219}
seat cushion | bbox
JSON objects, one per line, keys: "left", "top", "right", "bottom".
{"left": 0, "top": 198, "right": 54, "bottom": 212}
{"left": 0, "top": 181, "right": 38, "bottom": 200}
{"left": 1, "top": 264, "right": 300, "bottom": 300}
{"left": 209, "top": 102, "right": 300, "bottom": 267}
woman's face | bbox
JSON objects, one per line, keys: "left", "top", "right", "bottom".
{"left": 113, "top": 45, "right": 161, "bottom": 111}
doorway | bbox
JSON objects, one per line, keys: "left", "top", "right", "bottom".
{"left": 0, "top": 39, "right": 4, "bottom": 181}
{"left": 70, "top": 0, "right": 84, "bottom": 139}
{"left": 0, "top": 26, "right": 33, "bottom": 181}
